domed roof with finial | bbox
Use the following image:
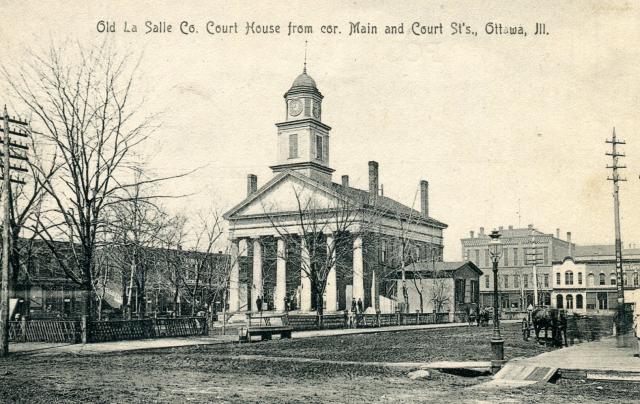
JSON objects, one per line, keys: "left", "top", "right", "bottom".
{"left": 284, "top": 42, "right": 323, "bottom": 98}
{"left": 291, "top": 69, "right": 317, "bottom": 89}
{"left": 284, "top": 67, "right": 323, "bottom": 98}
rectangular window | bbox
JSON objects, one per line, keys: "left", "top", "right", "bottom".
{"left": 578, "top": 272, "right": 583, "bottom": 285}
{"left": 484, "top": 249, "right": 490, "bottom": 267}
{"left": 381, "top": 240, "right": 387, "bottom": 262}
{"left": 524, "top": 274, "right": 529, "bottom": 288}
{"left": 323, "top": 136, "right": 329, "bottom": 161}
{"left": 485, "top": 275, "right": 490, "bottom": 288}
{"left": 556, "top": 272, "right": 561, "bottom": 286}
{"left": 543, "top": 247, "right": 549, "bottom": 265}
{"left": 544, "top": 274, "right": 549, "bottom": 288}
{"left": 503, "top": 248, "right": 509, "bottom": 266}
{"left": 316, "top": 134, "right": 323, "bottom": 160}
{"left": 513, "top": 248, "right": 518, "bottom": 266}
{"left": 503, "top": 275, "right": 509, "bottom": 288}
{"left": 514, "top": 275, "right": 520, "bottom": 288}
{"left": 475, "top": 250, "right": 480, "bottom": 266}
{"left": 289, "top": 134, "right": 298, "bottom": 158}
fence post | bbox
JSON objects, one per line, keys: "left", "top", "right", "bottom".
{"left": 21, "top": 317, "right": 27, "bottom": 342}
{"left": 81, "top": 315, "right": 88, "bottom": 344}
{"left": 396, "top": 311, "right": 401, "bottom": 326}
{"left": 376, "top": 310, "right": 381, "bottom": 328}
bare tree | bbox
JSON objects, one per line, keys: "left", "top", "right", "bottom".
{"left": 179, "top": 210, "right": 225, "bottom": 316}
{"left": 263, "top": 184, "right": 366, "bottom": 325}
{"left": 105, "top": 170, "right": 169, "bottom": 319}
{"left": 4, "top": 42, "right": 158, "bottom": 317}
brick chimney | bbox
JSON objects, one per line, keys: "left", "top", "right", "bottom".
{"left": 508, "top": 225, "right": 513, "bottom": 230}
{"left": 556, "top": 228, "right": 560, "bottom": 238}
{"left": 420, "top": 180, "right": 429, "bottom": 217}
{"left": 368, "top": 161, "right": 379, "bottom": 195}
{"left": 528, "top": 224, "right": 534, "bottom": 230}
{"left": 341, "top": 175, "right": 349, "bottom": 187}
{"left": 479, "top": 227, "right": 485, "bottom": 236}
{"left": 247, "top": 174, "right": 257, "bottom": 196}
{"left": 470, "top": 230, "right": 475, "bottom": 238}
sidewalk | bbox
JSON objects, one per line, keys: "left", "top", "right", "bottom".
{"left": 481, "top": 335, "right": 640, "bottom": 388}
{"left": 9, "top": 335, "right": 235, "bottom": 356}
{"left": 515, "top": 336, "right": 640, "bottom": 378}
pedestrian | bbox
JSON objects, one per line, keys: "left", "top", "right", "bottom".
{"left": 357, "top": 298, "right": 363, "bottom": 314}
{"left": 522, "top": 317, "right": 530, "bottom": 341}
{"left": 256, "top": 295, "right": 262, "bottom": 313}
{"left": 351, "top": 298, "right": 357, "bottom": 313}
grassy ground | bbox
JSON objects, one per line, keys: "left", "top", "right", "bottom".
{"left": 1, "top": 323, "right": 638, "bottom": 403}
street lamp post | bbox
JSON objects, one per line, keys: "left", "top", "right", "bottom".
{"left": 488, "top": 229, "right": 505, "bottom": 373}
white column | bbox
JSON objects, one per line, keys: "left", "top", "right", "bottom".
{"left": 300, "top": 236, "right": 312, "bottom": 312}
{"left": 326, "top": 234, "right": 337, "bottom": 312}
{"left": 371, "top": 269, "right": 377, "bottom": 311}
{"left": 252, "top": 238, "right": 263, "bottom": 311}
{"left": 276, "top": 238, "right": 287, "bottom": 312}
{"left": 229, "top": 240, "right": 240, "bottom": 312}
{"left": 353, "top": 235, "right": 364, "bottom": 302}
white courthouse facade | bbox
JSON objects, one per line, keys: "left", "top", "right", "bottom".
{"left": 223, "top": 67, "right": 448, "bottom": 314}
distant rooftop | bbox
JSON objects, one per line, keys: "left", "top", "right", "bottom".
{"left": 574, "top": 244, "right": 640, "bottom": 257}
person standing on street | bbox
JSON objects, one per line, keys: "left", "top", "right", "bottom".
{"left": 634, "top": 313, "right": 640, "bottom": 358}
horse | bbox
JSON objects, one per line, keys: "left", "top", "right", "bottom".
{"left": 532, "top": 307, "right": 567, "bottom": 346}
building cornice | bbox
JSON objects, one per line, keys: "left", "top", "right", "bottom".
{"left": 276, "top": 118, "right": 331, "bottom": 131}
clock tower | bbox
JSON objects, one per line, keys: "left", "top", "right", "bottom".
{"left": 270, "top": 67, "right": 334, "bottom": 183}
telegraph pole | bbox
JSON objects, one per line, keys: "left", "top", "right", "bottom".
{"left": 0, "top": 106, "right": 29, "bottom": 357}
{"left": 606, "top": 127, "right": 627, "bottom": 335}
{"left": 526, "top": 233, "right": 542, "bottom": 307}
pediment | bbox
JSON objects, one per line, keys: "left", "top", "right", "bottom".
{"left": 226, "top": 172, "right": 346, "bottom": 219}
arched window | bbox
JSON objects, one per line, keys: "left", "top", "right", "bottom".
{"left": 610, "top": 274, "right": 617, "bottom": 286}
{"left": 634, "top": 272, "right": 639, "bottom": 287}
{"left": 599, "top": 273, "right": 605, "bottom": 285}
{"left": 576, "top": 294, "right": 583, "bottom": 309}
{"left": 587, "top": 273, "right": 595, "bottom": 287}
{"left": 566, "top": 294, "right": 574, "bottom": 309}
{"left": 556, "top": 294, "right": 564, "bottom": 309}
{"left": 565, "top": 271, "right": 574, "bottom": 285}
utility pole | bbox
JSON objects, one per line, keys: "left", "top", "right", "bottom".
{"left": 606, "top": 127, "right": 627, "bottom": 334}
{"left": 0, "top": 106, "right": 29, "bottom": 357}
{"left": 526, "top": 233, "right": 542, "bottom": 307}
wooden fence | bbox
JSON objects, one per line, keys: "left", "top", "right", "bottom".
{"left": 9, "top": 319, "right": 80, "bottom": 343}
{"left": 88, "top": 317, "right": 208, "bottom": 342}
{"left": 286, "top": 312, "right": 452, "bottom": 331}
{"left": 8, "top": 317, "right": 208, "bottom": 344}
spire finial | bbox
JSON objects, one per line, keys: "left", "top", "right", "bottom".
{"left": 303, "top": 40, "right": 308, "bottom": 73}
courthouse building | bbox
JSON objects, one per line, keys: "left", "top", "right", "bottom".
{"left": 223, "top": 66, "right": 448, "bottom": 314}
{"left": 460, "top": 225, "right": 574, "bottom": 309}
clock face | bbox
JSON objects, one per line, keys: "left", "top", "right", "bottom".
{"left": 312, "top": 103, "right": 321, "bottom": 118}
{"left": 289, "top": 99, "right": 302, "bottom": 116}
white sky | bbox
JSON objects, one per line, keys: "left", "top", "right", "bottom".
{"left": 2, "top": 1, "right": 640, "bottom": 261}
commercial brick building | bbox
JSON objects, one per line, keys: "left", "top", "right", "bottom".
{"left": 460, "top": 225, "right": 573, "bottom": 310}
